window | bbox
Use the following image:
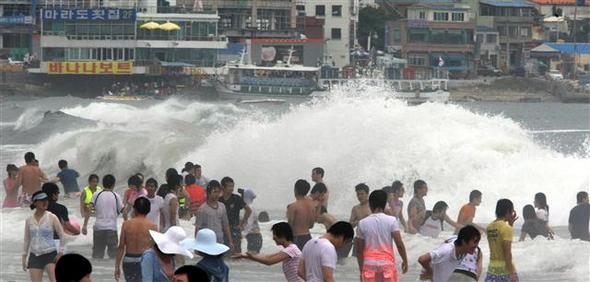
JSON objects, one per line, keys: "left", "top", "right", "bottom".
{"left": 433, "top": 12, "right": 448, "bottom": 21}
{"left": 393, "top": 29, "right": 401, "bottom": 42}
{"left": 452, "top": 13, "right": 464, "bottom": 22}
{"left": 486, "top": 34, "right": 497, "bottom": 43}
{"left": 316, "top": 5, "right": 325, "bottom": 16}
{"left": 508, "top": 26, "right": 518, "bottom": 38}
{"left": 477, "top": 34, "right": 483, "bottom": 45}
{"left": 497, "top": 26, "right": 506, "bottom": 36}
{"left": 522, "top": 8, "right": 530, "bottom": 17}
{"left": 520, "top": 27, "right": 530, "bottom": 38}
{"left": 332, "top": 5, "right": 342, "bottom": 17}
{"left": 409, "top": 28, "right": 428, "bottom": 42}
{"left": 296, "top": 5, "right": 305, "bottom": 16}
{"left": 408, "top": 54, "right": 427, "bottom": 66}
{"left": 331, "top": 28, "right": 341, "bottom": 40}
{"left": 419, "top": 11, "right": 426, "bottom": 19}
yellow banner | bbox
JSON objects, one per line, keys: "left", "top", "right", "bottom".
{"left": 0, "top": 64, "right": 24, "bottom": 73}
{"left": 48, "top": 61, "right": 133, "bottom": 75}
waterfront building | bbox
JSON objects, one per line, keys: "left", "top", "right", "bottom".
{"left": 385, "top": 3, "right": 476, "bottom": 79}
{"left": 197, "top": 0, "right": 297, "bottom": 41}
{"left": 478, "top": 0, "right": 540, "bottom": 71}
{"left": 476, "top": 25, "right": 500, "bottom": 68}
{"left": 33, "top": 0, "right": 226, "bottom": 86}
{"left": 297, "top": 0, "right": 358, "bottom": 68}
{"left": 531, "top": 42, "right": 590, "bottom": 77}
{"left": 530, "top": 0, "right": 590, "bottom": 19}
{"left": 0, "top": 0, "right": 37, "bottom": 61}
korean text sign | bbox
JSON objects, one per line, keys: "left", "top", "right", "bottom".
{"left": 47, "top": 62, "right": 134, "bottom": 75}
{"left": 42, "top": 9, "right": 136, "bottom": 21}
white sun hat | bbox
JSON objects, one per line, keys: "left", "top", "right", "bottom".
{"left": 149, "top": 226, "right": 194, "bottom": 258}
{"left": 181, "top": 228, "right": 229, "bottom": 256}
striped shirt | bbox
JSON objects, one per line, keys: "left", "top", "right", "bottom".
{"left": 281, "top": 244, "right": 304, "bottom": 282}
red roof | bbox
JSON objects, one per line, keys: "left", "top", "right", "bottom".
{"left": 531, "top": 0, "right": 590, "bottom": 5}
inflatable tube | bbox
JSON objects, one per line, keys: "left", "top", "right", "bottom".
{"left": 64, "top": 217, "right": 81, "bottom": 236}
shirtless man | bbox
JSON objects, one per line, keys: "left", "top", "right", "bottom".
{"left": 115, "top": 197, "right": 157, "bottom": 282}
{"left": 16, "top": 152, "right": 47, "bottom": 205}
{"left": 311, "top": 167, "right": 329, "bottom": 210}
{"left": 407, "top": 180, "right": 428, "bottom": 234}
{"left": 350, "top": 183, "right": 371, "bottom": 228}
{"left": 287, "top": 179, "right": 316, "bottom": 251}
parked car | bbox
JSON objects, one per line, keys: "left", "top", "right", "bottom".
{"left": 546, "top": 70, "right": 563, "bottom": 80}
{"left": 477, "top": 66, "right": 502, "bottom": 77}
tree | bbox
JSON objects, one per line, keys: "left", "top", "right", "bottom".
{"left": 357, "top": 6, "right": 401, "bottom": 51}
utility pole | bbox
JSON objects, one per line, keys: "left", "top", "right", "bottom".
{"left": 572, "top": 4, "right": 577, "bottom": 81}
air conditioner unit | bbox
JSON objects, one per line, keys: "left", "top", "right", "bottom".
{"left": 220, "top": 35, "right": 227, "bottom": 41}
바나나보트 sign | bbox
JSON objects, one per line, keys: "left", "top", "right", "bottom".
{"left": 47, "top": 61, "right": 133, "bottom": 75}
{"left": 42, "top": 9, "right": 136, "bottom": 21}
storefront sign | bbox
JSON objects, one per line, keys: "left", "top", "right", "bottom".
{"left": 48, "top": 61, "right": 133, "bottom": 75}
{"left": 0, "top": 15, "right": 33, "bottom": 25}
{"left": 42, "top": 9, "right": 136, "bottom": 21}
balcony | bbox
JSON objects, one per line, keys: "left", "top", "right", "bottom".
{"left": 202, "top": 0, "right": 293, "bottom": 10}
{"left": 222, "top": 28, "right": 298, "bottom": 39}
{"left": 494, "top": 16, "right": 535, "bottom": 24}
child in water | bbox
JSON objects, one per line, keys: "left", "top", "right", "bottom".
{"left": 3, "top": 164, "right": 19, "bottom": 208}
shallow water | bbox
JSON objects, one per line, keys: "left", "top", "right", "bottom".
{"left": 1, "top": 87, "right": 589, "bottom": 281}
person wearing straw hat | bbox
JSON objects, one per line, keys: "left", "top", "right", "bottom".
{"left": 182, "top": 228, "right": 230, "bottom": 282}
{"left": 142, "top": 226, "right": 193, "bottom": 282}
{"left": 22, "top": 190, "right": 65, "bottom": 282}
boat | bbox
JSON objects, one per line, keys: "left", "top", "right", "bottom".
{"left": 215, "top": 48, "right": 326, "bottom": 99}
{"left": 96, "top": 95, "right": 151, "bottom": 101}
{"left": 237, "top": 98, "right": 286, "bottom": 105}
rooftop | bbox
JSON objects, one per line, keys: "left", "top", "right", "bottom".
{"left": 530, "top": 0, "right": 590, "bottom": 5}
{"left": 479, "top": 0, "right": 535, "bottom": 8}
{"left": 538, "top": 43, "right": 590, "bottom": 54}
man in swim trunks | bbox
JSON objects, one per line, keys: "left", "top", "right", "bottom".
{"left": 115, "top": 197, "right": 157, "bottom": 282}
{"left": 287, "top": 179, "right": 316, "bottom": 251}
{"left": 16, "top": 152, "right": 47, "bottom": 205}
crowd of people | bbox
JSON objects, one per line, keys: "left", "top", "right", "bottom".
{"left": 3, "top": 151, "right": 590, "bottom": 282}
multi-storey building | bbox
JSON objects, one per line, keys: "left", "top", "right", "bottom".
{"left": 476, "top": 25, "right": 500, "bottom": 67}
{"left": 385, "top": 3, "right": 476, "bottom": 78}
{"left": 197, "top": 0, "right": 297, "bottom": 41}
{"left": 0, "top": 0, "right": 37, "bottom": 61}
{"left": 530, "top": 0, "right": 590, "bottom": 19}
{"left": 33, "top": 0, "right": 226, "bottom": 81}
{"left": 297, "top": 0, "right": 357, "bottom": 68}
{"left": 479, "top": 0, "right": 540, "bottom": 70}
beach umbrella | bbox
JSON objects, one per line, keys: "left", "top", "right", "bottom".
{"left": 159, "top": 22, "right": 181, "bottom": 31}
{"left": 140, "top": 21, "right": 160, "bottom": 30}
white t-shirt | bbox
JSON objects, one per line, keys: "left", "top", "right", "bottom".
{"left": 281, "top": 244, "right": 304, "bottom": 282}
{"left": 91, "top": 190, "right": 123, "bottom": 231}
{"left": 162, "top": 193, "right": 178, "bottom": 232}
{"left": 356, "top": 213, "right": 400, "bottom": 265}
{"left": 418, "top": 240, "right": 463, "bottom": 282}
{"left": 419, "top": 216, "right": 443, "bottom": 238}
{"left": 302, "top": 238, "right": 337, "bottom": 282}
{"left": 145, "top": 195, "right": 164, "bottom": 229}
{"left": 536, "top": 208, "right": 549, "bottom": 222}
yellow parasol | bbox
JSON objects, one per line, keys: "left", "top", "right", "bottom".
{"left": 159, "top": 22, "right": 181, "bottom": 31}
{"left": 140, "top": 21, "right": 160, "bottom": 30}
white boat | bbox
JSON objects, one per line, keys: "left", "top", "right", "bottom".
{"left": 319, "top": 78, "right": 450, "bottom": 104}
{"left": 215, "top": 48, "right": 325, "bottom": 99}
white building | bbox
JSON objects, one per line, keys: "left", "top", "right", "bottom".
{"left": 36, "top": 0, "right": 227, "bottom": 75}
{"left": 297, "top": 0, "right": 358, "bottom": 68}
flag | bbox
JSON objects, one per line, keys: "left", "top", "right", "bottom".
{"left": 438, "top": 56, "right": 445, "bottom": 67}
